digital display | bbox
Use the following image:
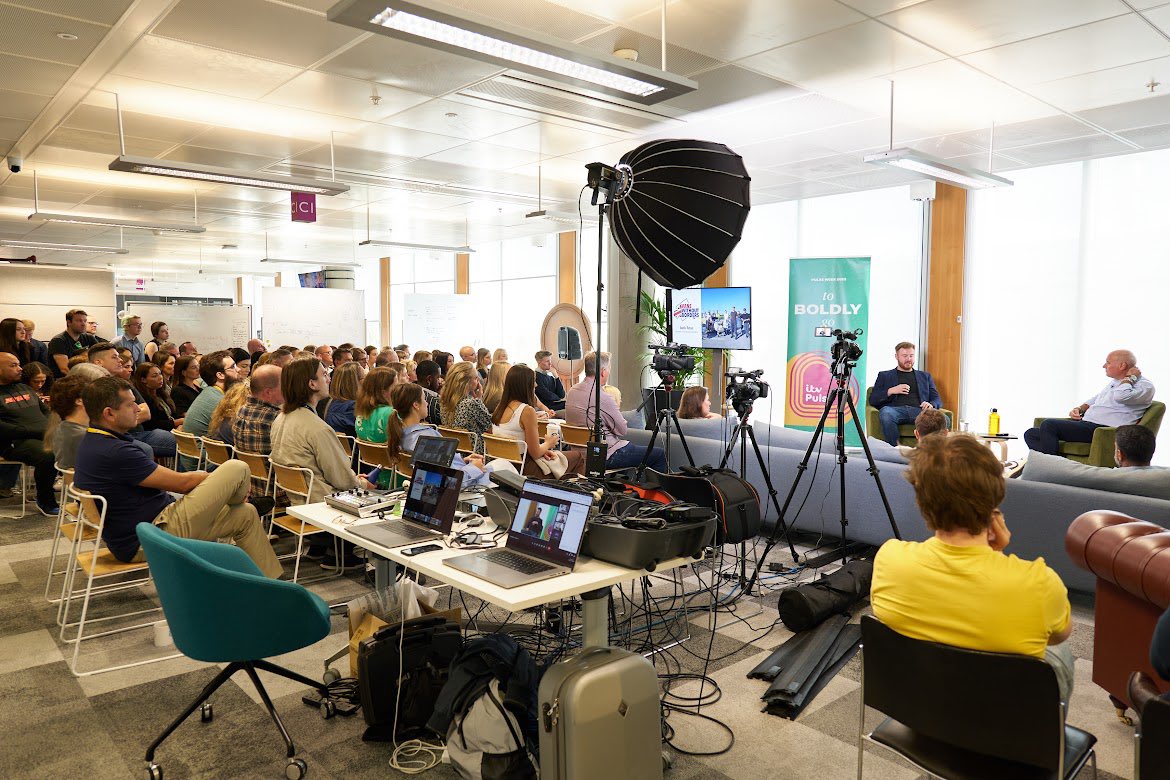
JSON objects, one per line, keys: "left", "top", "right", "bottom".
{"left": 669, "top": 286, "right": 752, "bottom": 350}
{"left": 508, "top": 482, "right": 592, "bottom": 567}
{"left": 411, "top": 435, "right": 458, "bottom": 468}
{"left": 403, "top": 464, "right": 461, "bottom": 531}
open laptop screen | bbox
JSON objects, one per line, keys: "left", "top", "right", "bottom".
{"left": 507, "top": 481, "right": 593, "bottom": 567}
{"left": 403, "top": 462, "right": 462, "bottom": 533}
{"left": 411, "top": 435, "right": 458, "bottom": 468}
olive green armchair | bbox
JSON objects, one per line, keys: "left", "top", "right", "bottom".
{"left": 865, "top": 386, "right": 954, "bottom": 448}
{"left": 1033, "top": 401, "right": 1165, "bottom": 468}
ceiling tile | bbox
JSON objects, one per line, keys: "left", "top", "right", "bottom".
{"left": 739, "top": 20, "right": 943, "bottom": 90}
{"left": 289, "top": 145, "right": 415, "bottom": 174}
{"left": 17, "top": 0, "right": 136, "bottom": 26}
{"left": 64, "top": 104, "right": 208, "bottom": 144}
{"left": 0, "top": 90, "right": 48, "bottom": 123}
{"left": 341, "top": 124, "right": 468, "bottom": 158}
{"left": 940, "top": 151, "right": 1026, "bottom": 171}
{"left": 0, "top": 118, "right": 30, "bottom": 144}
{"left": 818, "top": 166, "right": 923, "bottom": 188}
{"left": 426, "top": 141, "right": 543, "bottom": 171}
{"left": 152, "top": 0, "right": 361, "bottom": 68}
{"left": 43, "top": 127, "right": 174, "bottom": 157}
{"left": 620, "top": 0, "right": 865, "bottom": 62}
{"left": 574, "top": 25, "right": 722, "bottom": 76}
{"left": 738, "top": 137, "right": 840, "bottom": 169}
{"left": 753, "top": 180, "right": 851, "bottom": 201}
{"left": 316, "top": 35, "right": 504, "bottom": 97}
{"left": 0, "top": 53, "right": 75, "bottom": 96}
{"left": 960, "top": 15, "right": 1170, "bottom": 86}
{"left": 839, "top": 0, "right": 928, "bottom": 14}
{"left": 1005, "top": 134, "right": 1136, "bottom": 165}
{"left": 660, "top": 65, "right": 804, "bottom": 113}
{"left": 772, "top": 153, "right": 875, "bottom": 180}
{"left": 438, "top": 0, "right": 612, "bottom": 40}
{"left": 385, "top": 99, "right": 534, "bottom": 141}
{"left": 0, "top": 5, "right": 106, "bottom": 66}
{"left": 114, "top": 36, "right": 303, "bottom": 101}
{"left": 881, "top": 0, "right": 1127, "bottom": 56}
{"left": 163, "top": 145, "right": 284, "bottom": 172}
{"left": 1076, "top": 93, "right": 1170, "bottom": 130}
{"left": 264, "top": 70, "right": 429, "bottom": 121}
{"left": 382, "top": 157, "right": 467, "bottom": 183}
{"left": 1031, "top": 56, "right": 1170, "bottom": 113}
{"left": 480, "top": 121, "right": 626, "bottom": 156}
{"left": 184, "top": 127, "right": 321, "bottom": 159}
{"left": 1141, "top": 4, "right": 1170, "bottom": 33}
{"left": 1118, "top": 122, "right": 1170, "bottom": 149}
{"left": 947, "top": 114, "right": 1101, "bottom": 149}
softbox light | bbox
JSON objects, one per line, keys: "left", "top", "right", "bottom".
{"left": 607, "top": 139, "right": 751, "bottom": 289}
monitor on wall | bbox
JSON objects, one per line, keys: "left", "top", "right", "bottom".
{"left": 669, "top": 286, "right": 752, "bottom": 350}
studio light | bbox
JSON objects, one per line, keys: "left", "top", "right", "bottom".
{"left": 358, "top": 239, "right": 474, "bottom": 253}
{"left": 109, "top": 155, "right": 350, "bottom": 196}
{"left": 864, "top": 148, "right": 1012, "bottom": 190}
{"left": 0, "top": 239, "right": 129, "bottom": 254}
{"left": 28, "top": 211, "right": 206, "bottom": 234}
{"left": 327, "top": 0, "right": 696, "bottom": 104}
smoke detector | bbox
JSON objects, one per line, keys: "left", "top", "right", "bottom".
{"left": 370, "top": 86, "right": 382, "bottom": 106}
{"left": 613, "top": 48, "right": 639, "bottom": 62}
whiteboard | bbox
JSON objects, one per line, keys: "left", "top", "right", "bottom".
{"left": 402, "top": 294, "right": 478, "bottom": 353}
{"left": 124, "top": 303, "right": 252, "bottom": 352}
{"left": 0, "top": 265, "right": 116, "bottom": 341}
{"left": 262, "top": 287, "right": 366, "bottom": 347}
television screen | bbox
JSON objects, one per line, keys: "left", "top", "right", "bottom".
{"left": 298, "top": 271, "right": 326, "bottom": 288}
{"left": 670, "top": 286, "right": 751, "bottom": 350}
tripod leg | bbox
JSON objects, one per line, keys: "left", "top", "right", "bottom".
{"left": 745, "top": 427, "right": 801, "bottom": 564}
{"left": 844, "top": 392, "right": 902, "bottom": 541}
{"left": 636, "top": 422, "right": 663, "bottom": 480}
{"left": 666, "top": 410, "right": 696, "bottom": 469}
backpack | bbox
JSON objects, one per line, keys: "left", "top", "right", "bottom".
{"left": 446, "top": 679, "right": 537, "bottom": 780}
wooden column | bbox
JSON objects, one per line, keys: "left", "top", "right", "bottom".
{"left": 235, "top": 277, "right": 244, "bottom": 304}
{"left": 379, "top": 257, "right": 391, "bottom": 348}
{"left": 558, "top": 231, "right": 576, "bottom": 304}
{"left": 925, "top": 183, "right": 966, "bottom": 415}
{"left": 455, "top": 252, "right": 470, "bottom": 294}
{"left": 702, "top": 263, "right": 730, "bottom": 409}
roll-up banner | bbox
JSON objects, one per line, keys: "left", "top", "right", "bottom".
{"left": 785, "top": 257, "right": 871, "bottom": 446}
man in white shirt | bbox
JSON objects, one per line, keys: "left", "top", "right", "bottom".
{"left": 1024, "top": 349, "right": 1155, "bottom": 454}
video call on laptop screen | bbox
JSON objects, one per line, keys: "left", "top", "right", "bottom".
{"left": 508, "top": 482, "right": 592, "bottom": 567}
{"left": 404, "top": 464, "right": 460, "bottom": 530}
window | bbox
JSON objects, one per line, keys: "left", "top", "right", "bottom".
{"left": 388, "top": 253, "right": 455, "bottom": 347}
{"left": 468, "top": 236, "right": 557, "bottom": 364}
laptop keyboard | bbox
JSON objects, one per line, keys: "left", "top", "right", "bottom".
{"left": 397, "top": 522, "right": 432, "bottom": 540}
{"left": 483, "top": 550, "right": 555, "bottom": 574}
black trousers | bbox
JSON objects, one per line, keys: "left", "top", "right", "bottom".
{"left": 1023, "top": 419, "right": 1104, "bottom": 455}
{"left": 2, "top": 439, "right": 56, "bottom": 505}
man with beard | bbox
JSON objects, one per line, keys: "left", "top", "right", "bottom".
{"left": 183, "top": 349, "right": 241, "bottom": 440}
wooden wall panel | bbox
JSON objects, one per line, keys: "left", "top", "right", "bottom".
{"left": 558, "top": 231, "right": 576, "bottom": 304}
{"left": 379, "top": 257, "right": 391, "bottom": 348}
{"left": 926, "top": 183, "right": 966, "bottom": 414}
{"left": 702, "top": 263, "right": 730, "bottom": 408}
{"left": 455, "top": 252, "right": 469, "bottom": 294}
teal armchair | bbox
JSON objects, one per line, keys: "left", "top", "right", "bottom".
{"left": 1033, "top": 401, "right": 1165, "bottom": 468}
{"left": 137, "top": 523, "right": 332, "bottom": 780}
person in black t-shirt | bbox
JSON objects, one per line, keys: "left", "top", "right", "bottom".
{"left": 869, "top": 341, "right": 943, "bottom": 445}
{"left": 47, "top": 309, "right": 98, "bottom": 378}
{"left": 0, "top": 352, "right": 58, "bottom": 515}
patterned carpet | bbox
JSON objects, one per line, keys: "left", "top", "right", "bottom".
{"left": 0, "top": 487, "right": 1132, "bottom": 779}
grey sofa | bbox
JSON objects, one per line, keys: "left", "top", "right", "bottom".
{"left": 625, "top": 419, "right": 1170, "bottom": 595}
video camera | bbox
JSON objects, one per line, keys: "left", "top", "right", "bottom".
{"left": 649, "top": 343, "right": 696, "bottom": 383}
{"left": 815, "top": 327, "right": 864, "bottom": 368}
{"left": 725, "top": 368, "right": 769, "bottom": 418}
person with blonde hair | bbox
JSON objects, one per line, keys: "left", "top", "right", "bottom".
{"left": 677, "top": 386, "right": 719, "bottom": 420}
{"left": 871, "top": 433, "right": 1074, "bottom": 701}
{"left": 440, "top": 361, "right": 491, "bottom": 454}
{"left": 482, "top": 360, "right": 510, "bottom": 415}
{"left": 386, "top": 383, "right": 490, "bottom": 487}
{"left": 492, "top": 347, "right": 508, "bottom": 365}
{"left": 207, "top": 382, "right": 248, "bottom": 445}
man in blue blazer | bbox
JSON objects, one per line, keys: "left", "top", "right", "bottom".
{"left": 534, "top": 350, "right": 566, "bottom": 412}
{"left": 869, "top": 341, "right": 943, "bottom": 445}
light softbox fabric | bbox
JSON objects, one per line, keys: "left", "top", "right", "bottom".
{"left": 608, "top": 139, "right": 751, "bottom": 289}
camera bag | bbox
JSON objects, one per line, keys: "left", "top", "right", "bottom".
{"left": 651, "top": 465, "right": 762, "bottom": 545}
{"left": 775, "top": 559, "right": 873, "bottom": 632}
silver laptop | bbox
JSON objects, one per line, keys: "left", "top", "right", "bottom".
{"left": 444, "top": 480, "right": 593, "bottom": 588}
{"left": 349, "top": 462, "right": 462, "bottom": 549}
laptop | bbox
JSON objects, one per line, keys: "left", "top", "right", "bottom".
{"left": 444, "top": 480, "right": 594, "bottom": 588}
{"left": 349, "top": 462, "right": 462, "bottom": 549}
{"left": 410, "top": 436, "right": 458, "bottom": 469}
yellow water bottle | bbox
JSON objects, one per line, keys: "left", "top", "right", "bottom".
{"left": 988, "top": 408, "right": 1000, "bottom": 436}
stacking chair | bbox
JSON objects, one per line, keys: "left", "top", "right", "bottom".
{"left": 200, "top": 438, "right": 234, "bottom": 472}
{"left": 437, "top": 425, "right": 474, "bottom": 455}
{"left": 559, "top": 423, "right": 591, "bottom": 450}
{"left": 537, "top": 419, "right": 549, "bottom": 440}
{"left": 1129, "top": 671, "right": 1170, "bottom": 780}
{"left": 356, "top": 438, "right": 393, "bottom": 474}
{"left": 391, "top": 450, "right": 415, "bottom": 483}
{"left": 61, "top": 486, "right": 180, "bottom": 676}
{"left": 0, "top": 458, "right": 28, "bottom": 519}
{"left": 234, "top": 449, "right": 275, "bottom": 525}
{"left": 483, "top": 432, "right": 528, "bottom": 474}
{"left": 269, "top": 462, "right": 339, "bottom": 583}
{"left": 44, "top": 466, "right": 81, "bottom": 604}
{"left": 857, "top": 616, "right": 1097, "bottom": 779}
{"left": 172, "top": 430, "right": 205, "bottom": 471}
{"left": 137, "top": 523, "right": 333, "bottom": 780}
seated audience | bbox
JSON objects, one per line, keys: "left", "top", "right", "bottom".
{"left": 896, "top": 407, "right": 950, "bottom": 458}
{"left": 459, "top": 345, "right": 475, "bottom": 362}
{"left": 90, "top": 342, "right": 175, "bottom": 459}
{"left": 48, "top": 309, "right": 99, "bottom": 377}
{"left": 415, "top": 359, "right": 444, "bottom": 423}
{"left": 534, "top": 350, "right": 566, "bottom": 412}
{"left": 47, "top": 374, "right": 92, "bottom": 469}
{"left": 151, "top": 352, "right": 178, "bottom": 415}
{"left": 22, "top": 319, "right": 49, "bottom": 365}
{"left": 208, "top": 382, "right": 249, "bottom": 445}
{"left": 482, "top": 360, "right": 510, "bottom": 415}
{"left": 247, "top": 338, "right": 266, "bottom": 357}
{"left": 601, "top": 384, "right": 622, "bottom": 409}
{"left": 111, "top": 315, "right": 146, "bottom": 365}
{"left": 492, "top": 364, "right": 583, "bottom": 476}
{"left": 355, "top": 367, "right": 398, "bottom": 444}
{"left": 402, "top": 360, "right": 417, "bottom": 383}
{"left": 319, "top": 361, "right": 361, "bottom": 437}
{"left": 230, "top": 348, "right": 251, "bottom": 379}
{"left": 475, "top": 347, "right": 492, "bottom": 380}
{"left": 871, "top": 433, "right": 1074, "bottom": 701}
{"left": 21, "top": 361, "right": 49, "bottom": 401}
{"left": 0, "top": 351, "right": 58, "bottom": 514}
{"left": 183, "top": 350, "right": 238, "bottom": 438}
{"left": 232, "top": 365, "right": 283, "bottom": 456}
{"left": 566, "top": 351, "right": 667, "bottom": 472}
{"left": 434, "top": 350, "right": 454, "bottom": 377}
{"left": 314, "top": 344, "right": 334, "bottom": 370}
{"left": 440, "top": 361, "right": 492, "bottom": 455}
{"left": 74, "top": 377, "right": 281, "bottom": 577}
{"left": 387, "top": 383, "right": 491, "bottom": 487}
{"left": 353, "top": 348, "right": 369, "bottom": 373}
{"left": 0, "top": 318, "right": 32, "bottom": 366}
{"left": 132, "top": 363, "right": 178, "bottom": 434}
{"left": 332, "top": 347, "right": 351, "bottom": 370}
{"left": 492, "top": 347, "right": 508, "bottom": 365}
{"left": 171, "top": 355, "right": 202, "bottom": 416}
{"left": 677, "top": 386, "right": 720, "bottom": 419}
{"left": 1113, "top": 423, "right": 1158, "bottom": 468}
{"left": 266, "top": 348, "right": 293, "bottom": 368}
{"left": 159, "top": 341, "right": 179, "bottom": 358}
{"left": 144, "top": 321, "right": 169, "bottom": 360}
{"left": 178, "top": 341, "right": 198, "bottom": 356}
{"left": 1024, "top": 349, "right": 1154, "bottom": 455}
{"left": 412, "top": 350, "right": 433, "bottom": 365}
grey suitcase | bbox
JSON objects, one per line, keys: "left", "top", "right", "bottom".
{"left": 538, "top": 647, "right": 663, "bottom": 780}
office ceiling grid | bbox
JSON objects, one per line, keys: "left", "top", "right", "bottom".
{"left": 1, "top": 0, "right": 1170, "bottom": 267}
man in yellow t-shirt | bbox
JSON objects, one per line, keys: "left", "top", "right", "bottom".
{"left": 872, "top": 433, "right": 1074, "bottom": 701}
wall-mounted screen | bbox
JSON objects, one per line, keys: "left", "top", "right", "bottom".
{"left": 669, "top": 286, "right": 752, "bottom": 350}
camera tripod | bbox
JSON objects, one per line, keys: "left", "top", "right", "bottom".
{"left": 774, "top": 356, "right": 901, "bottom": 570}
{"left": 634, "top": 375, "right": 695, "bottom": 479}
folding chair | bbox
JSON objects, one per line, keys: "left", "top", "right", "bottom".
{"left": 436, "top": 426, "right": 474, "bottom": 455}
{"left": 172, "top": 430, "right": 205, "bottom": 471}
{"left": 45, "top": 465, "right": 80, "bottom": 604}
{"left": 355, "top": 438, "right": 393, "bottom": 474}
{"left": 559, "top": 423, "right": 591, "bottom": 450}
{"left": 200, "top": 438, "right": 235, "bottom": 472}
{"left": 483, "top": 432, "right": 528, "bottom": 474}
{"left": 234, "top": 449, "right": 276, "bottom": 525}
{"left": 269, "top": 462, "right": 340, "bottom": 584}
{"left": 335, "top": 433, "right": 355, "bottom": 459}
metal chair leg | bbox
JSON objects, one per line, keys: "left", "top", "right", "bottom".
{"left": 145, "top": 662, "right": 242, "bottom": 762}
{"left": 244, "top": 663, "right": 296, "bottom": 758}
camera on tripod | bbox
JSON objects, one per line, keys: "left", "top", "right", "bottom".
{"left": 816, "top": 327, "right": 864, "bottom": 369}
{"left": 649, "top": 343, "right": 695, "bottom": 387}
{"left": 725, "top": 368, "right": 769, "bottom": 417}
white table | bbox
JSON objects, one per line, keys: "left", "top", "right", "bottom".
{"left": 286, "top": 501, "right": 692, "bottom": 647}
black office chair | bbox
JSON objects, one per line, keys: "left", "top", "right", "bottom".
{"left": 1128, "top": 671, "right": 1170, "bottom": 780}
{"left": 857, "top": 616, "right": 1097, "bottom": 779}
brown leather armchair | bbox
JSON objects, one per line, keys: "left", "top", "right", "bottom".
{"left": 1066, "top": 511, "right": 1170, "bottom": 722}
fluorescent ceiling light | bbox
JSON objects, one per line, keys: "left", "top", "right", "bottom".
{"left": 29, "top": 211, "right": 206, "bottom": 234}
{"left": 525, "top": 209, "right": 597, "bottom": 225}
{"left": 0, "top": 239, "right": 129, "bottom": 254}
{"left": 261, "top": 257, "right": 363, "bottom": 268}
{"left": 359, "top": 239, "right": 474, "bottom": 253}
{"left": 864, "top": 148, "right": 1012, "bottom": 190}
{"left": 328, "top": 0, "right": 696, "bottom": 104}
{"left": 109, "top": 155, "right": 350, "bottom": 196}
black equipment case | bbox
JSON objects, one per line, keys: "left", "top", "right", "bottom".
{"left": 650, "top": 466, "right": 762, "bottom": 544}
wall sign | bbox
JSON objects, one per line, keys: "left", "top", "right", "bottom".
{"left": 291, "top": 192, "right": 317, "bottom": 223}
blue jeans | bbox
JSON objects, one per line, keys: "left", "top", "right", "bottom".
{"left": 606, "top": 442, "right": 667, "bottom": 472}
{"left": 878, "top": 405, "right": 922, "bottom": 445}
{"left": 128, "top": 429, "right": 177, "bottom": 458}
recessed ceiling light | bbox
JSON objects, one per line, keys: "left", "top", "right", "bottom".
{"left": 56, "top": 32, "right": 78, "bottom": 41}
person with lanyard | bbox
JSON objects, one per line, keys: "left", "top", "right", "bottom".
{"left": 385, "top": 383, "right": 492, "bottom": 488}
{"left": 0, "top": 351, "right": 58, "bottom": 515}
{"left": 47, "top": 309, "right": 99, "bottom": 378}
{"left": 111, "top": 315, "right": 146, "bottom": 366}
{"left": 73, "top": 376, "right": 281, "bottom": 577}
